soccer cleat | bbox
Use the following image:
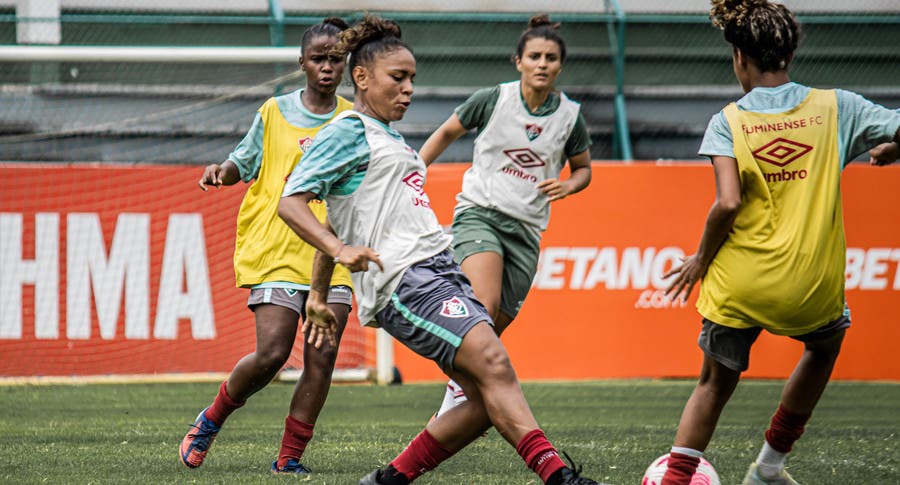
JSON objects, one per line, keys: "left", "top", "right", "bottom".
{"left": 271, "top": 459, "right": 312, "bottom": 475}
{"left": 358, "top": 469, "right": 381, "bottom": 485}
{"left": 179, "top": 407, "right": 221, "bottom": 468}
{"left": 741, "top": 462, "right": 800, "bottom": 485}
{"left": 555, "top": 451, "right": 610, "bottom": 485}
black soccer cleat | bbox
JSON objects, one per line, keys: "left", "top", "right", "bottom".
{"left": 550, "top": 451, "right": 611, "bottom": 485}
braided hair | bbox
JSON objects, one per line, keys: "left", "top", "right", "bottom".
{"left": 515, "top": 14, "right": 567, "bottom": 63}
{"left": 710, "top": 0, "right": 800, "bottom": 72}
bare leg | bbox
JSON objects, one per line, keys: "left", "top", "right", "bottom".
{"left": 780, "top": 329, "right": 844, "bottom": 414}
{"left": 288, "top": 302, "right": 351, "bottom": 423}
{"left": 450, "top": 322, "right": 538, "bottom": 446}
{"left": 437, "top": 252, "right": 506, "bottom": 416}
{"left": 226, "top": 304, "right": 299, "bottom": 400}
{"left": 459, "top": 251, "right": 504, "bottom": 321}
{"left": 672, "top": 354, "right": 742, "bottom": 451}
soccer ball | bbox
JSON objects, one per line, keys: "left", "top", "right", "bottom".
{"left": 642, "top": 453, "right": 721, "bottom": 485}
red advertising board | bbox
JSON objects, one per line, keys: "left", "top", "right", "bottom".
{"left": 1, "top": 163, "right": 898, "bottom": 381}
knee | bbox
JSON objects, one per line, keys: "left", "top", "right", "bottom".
{"left": 255, "top": 344, "right": 292, "bottom": 371}
{"left": 477, "top": 343, "right": 515, "bottom": 382}
{"left": 806, "top": 331, "right": 845, "bottom": 362}
{"left": 306, "top": 342, "right": 339, "bottom": 368}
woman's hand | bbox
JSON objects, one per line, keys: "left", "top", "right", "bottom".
{"left": 664, "top": 254, "right": 708, "bottom": 303}
{"left": 303, "top": 298, "right": 336, "bottom": 349}
{"left": 537, "top": 178, "right": 572, "bottom": 201}
{"left": 334, "top": 245, "right": 384, "bottom": 273}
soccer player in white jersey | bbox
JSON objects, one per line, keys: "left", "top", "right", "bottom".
{"left": 658, "top": 2, "right": 900, "bottom": 484}
{"left": 179, "top": 18, "right": 356, "bottom": 475}
{"left": 277, "top": 14, "right": 604, "bottom": 485}
{"left": 417, "top": 14, "right": 593, "bottom": 418}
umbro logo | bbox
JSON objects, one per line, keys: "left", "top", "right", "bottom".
{"left": 752, "top": 137, "right": 813, "bottom": 167}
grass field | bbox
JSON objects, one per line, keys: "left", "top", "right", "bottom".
{"left": 0, "top": 379, "right": 897, "bottom": 484}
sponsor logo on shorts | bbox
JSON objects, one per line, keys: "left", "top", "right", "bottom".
{"left": 284, "top": 289, "right": 298, "bottom": 297}
{"left": 440, "top": 296, "right": 470, "bottom": 318}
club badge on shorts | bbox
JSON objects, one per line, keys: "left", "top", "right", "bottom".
{"left": 440, "top": 296, "right": 470, "bottom": 318}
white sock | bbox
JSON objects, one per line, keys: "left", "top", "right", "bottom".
{"left": 436, "top": 379, "right": 467, "bottom": 417}
{"left": 670, "top": 446, "right": 704, "bottom": 458}
{"left": 756, "top": 441, "right": 787, "bottom": 478}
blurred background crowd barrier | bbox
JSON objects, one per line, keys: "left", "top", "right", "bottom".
{"left": 1, "top": 0, "right": 898, "bottom": 163}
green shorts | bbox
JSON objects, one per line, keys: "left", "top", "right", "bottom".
{"left": 451, "top": 206, "right": 540, "bottom": 318}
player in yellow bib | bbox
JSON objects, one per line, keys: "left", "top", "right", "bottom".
{"left": 660, "top": 2, "right": 900, "bottom": 484}
{"left": 179, "top": 18, "right": 355, "bottom": 475}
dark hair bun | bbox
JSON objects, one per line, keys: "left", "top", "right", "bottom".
{"left": 528, "top": 13, "right": 560, "bottom": 30}
{"left": 322, "top": 17, "right": 349, "bottom": 31}
{"left": 337, "top": 14, "right": 403, "bottom": 56}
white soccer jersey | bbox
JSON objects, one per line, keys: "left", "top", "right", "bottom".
{"left": 455, "top": 81, "right": 581, "bottom": 232}
{"left": 325, "top": 111, "right": 452, "bottom": 325}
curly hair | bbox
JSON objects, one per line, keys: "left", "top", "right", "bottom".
{"left": 332, "top": 14, "right": 411, "bottom": 88}
{"left": 301, "top": 17, "right": 349, "bottom": 52}
{"left": 710, "top": 0, "right": 800, "bottom": 72}
{"left": 515, "top": 13, "right": 567, "bottom": 63}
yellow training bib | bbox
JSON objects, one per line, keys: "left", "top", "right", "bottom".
{"left": 697, "top": 89, "right": 844, "bottom": 335}
{"left": 233, "top": 95, "right": 354, "bottom": 289}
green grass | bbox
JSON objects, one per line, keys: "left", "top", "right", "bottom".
{"left": 0, "top": 380, "right": 897, "bottom": 484}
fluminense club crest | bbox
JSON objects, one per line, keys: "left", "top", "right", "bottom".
{"left": 440, "top": 296, "right": 469, "bottom": 318}
{"left": 298, "top": 136, "right": 313, "bottom": 152}
{"left": 525, "top": 123, "right": 543, "bottom": 141}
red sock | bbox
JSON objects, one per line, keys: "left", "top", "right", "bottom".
{"left": 204, "top": 380, "right": 245, "bottom": 426}
{"left": 515, "top": 429, "right": 566, "bottom": 484}
{"left": 276, "top": 416, "right": 315, "bottom": 469}
{"left": 389, "top": 429, "right": 456, "bottom": 481}
{"left": 661, "top": 452, "right": 701, "bottom": 485}
{"left": 764, "top": 404, "right": 811, "bottom": 453}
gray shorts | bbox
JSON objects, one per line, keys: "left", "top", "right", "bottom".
{"left": 247, "top": 285, "right": 353, "bottom": 317}
{"left": 699, "top": 314, "right": 851, "bottom": 372}
{"left": 375, "top": 249, "right": 493, "bottom": 372}
{"left": 452, "top": 206, "right": 540, "bottom": 318}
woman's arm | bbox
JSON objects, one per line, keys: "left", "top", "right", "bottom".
{"left": 419, "top": 113, "right": 469, "bottom": 166}
{"left": 537, "top": 149, "right": 592, "bottom": 201}
{"left": 665, "top": 155, "right": 742, "bottom": 302}
{"left": 277, "top": 193, "right": 383, "bottom": 273}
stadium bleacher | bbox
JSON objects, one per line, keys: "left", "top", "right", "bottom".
{"left": 0, "top": 0, "right": 897, "bottom": 162}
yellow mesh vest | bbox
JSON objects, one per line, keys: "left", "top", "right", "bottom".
{"left": 233, "top": 96, "right": 354, "bottom": 289}
{"left": 697, "top": 88, "right": 844, "bottom": 335}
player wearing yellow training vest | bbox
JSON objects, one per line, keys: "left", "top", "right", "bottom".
{"left": 180, "top": 18, "right": 358, "bottom": 476}
{"left": 233, "top": 94, "right": 353, "bottom": 289}
{"left": 699, "top": 88, "right": 845, "bottom": 336}
{"left": 660, "top": 2, "right": 900, "bottom": 485}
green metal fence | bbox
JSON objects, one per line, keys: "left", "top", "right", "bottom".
{"left": 0, "top": 2, "right": 897, "bottom": 162}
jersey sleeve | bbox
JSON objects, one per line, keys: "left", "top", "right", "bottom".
{"left": 698, "top": 110, "right": 735, "bottom": 160}
{"left": 835, "top": 89, "right": 900, "bottom": 167}
{"left": 228, "top": 112, "right": 265, "bottom": 182}
{"left": 454, "top": 86, "right": 501, "bottom": 132}
{"left": 564, "top": 109, "right": 592, "bottom": 157}
{"left": 283, "top": 117, "right": 368, "bottom": 198}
